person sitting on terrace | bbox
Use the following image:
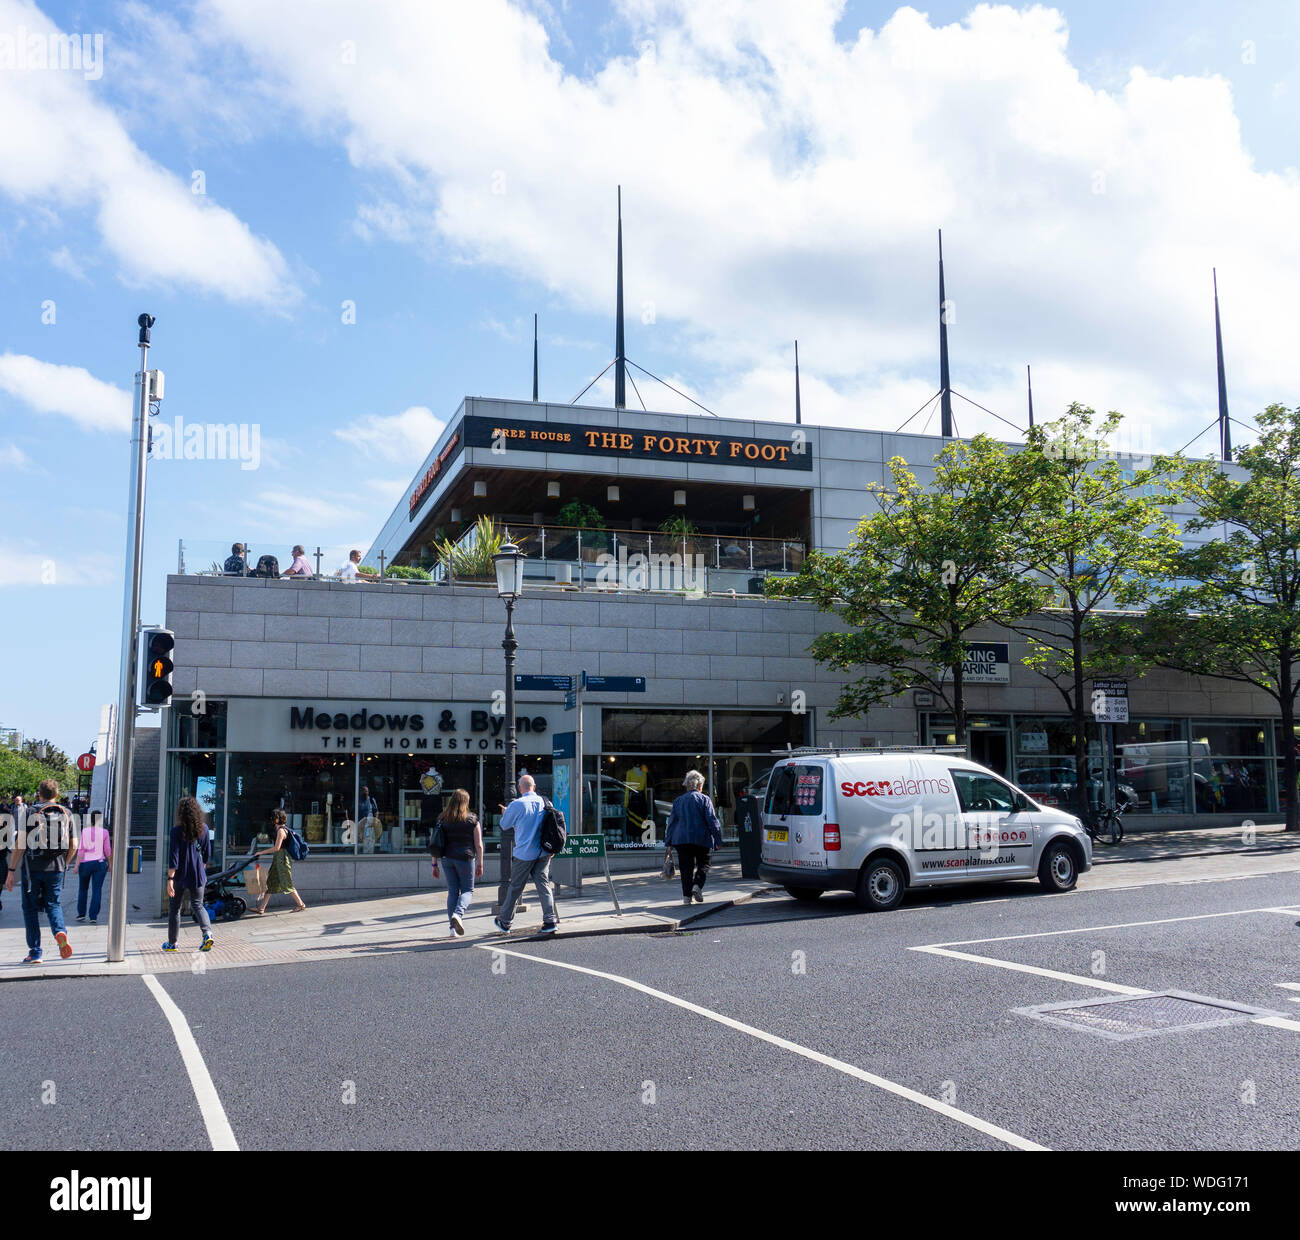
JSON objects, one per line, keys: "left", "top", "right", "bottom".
{"left": 336, "top": 549, "right": 378, "bottom": 583}
{"left": 222, "top": 543, "right": 249, "bottom": 576}
{"left": 282, "top": 545, "right": 313, "bottom": 578}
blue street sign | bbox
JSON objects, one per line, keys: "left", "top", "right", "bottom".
{"left": 582, "top": 675, "right": 646, "bottom": 693}
{"left": 563, "top": 690, "right": 577, "bottom": 711}
{"left": 553, "top": 731, "right": 576, "bottom": 759}
{"left": 515, "top": 674, "right": 573, "bottom": 692}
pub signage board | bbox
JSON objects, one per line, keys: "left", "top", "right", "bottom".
{"left": 462, "top": 415, "right": 814, "bottom": 472}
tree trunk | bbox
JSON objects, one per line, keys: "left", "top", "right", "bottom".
{"left": 952, "top": 657, "right": 967, "bottom": 750}
{"left": 1071, "top": 621, "right": 1091, "bottom": 825}
{"left": 1281, "top": 653, "right": 1297, "bottom": 832}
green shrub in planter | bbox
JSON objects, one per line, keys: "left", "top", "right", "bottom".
{"left": 384, "top": 564, "right": 430, "bottom": 581}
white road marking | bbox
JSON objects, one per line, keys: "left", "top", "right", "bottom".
{"left": 910, "top": 946, "right": 1148, "bottom": 994}
{"left": 918, "top": 904, "right": 1300, "bottom": 950}
{"left": 475, "top": 942, "right": 1048, "bottom": 1151}
{"left": 913, "top": 911, "right": 1300, "bottom": 1038}
{"left": 143, "top": 974, "right": 239, "bottom": 1151}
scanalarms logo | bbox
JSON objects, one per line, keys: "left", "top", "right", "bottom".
{"left": 841, "top": 776, "right": 952, "bottom": 798}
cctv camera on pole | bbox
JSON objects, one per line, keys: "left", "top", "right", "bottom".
{"left": 107, "top": 314, "right": 162, "bottom": 964}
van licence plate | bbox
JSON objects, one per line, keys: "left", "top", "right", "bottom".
{"left": 766, "top": 829, "right": 788, "bottom": 842}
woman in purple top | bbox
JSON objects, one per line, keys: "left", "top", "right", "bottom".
{"left": 163, "top": 797, "right": 214, "bottom": 953}
{"left": 281, "top": 545, "right": 313, "bottom": 578}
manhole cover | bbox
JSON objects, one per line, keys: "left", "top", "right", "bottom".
{"left": 1014, "top": 991, "right": 1274, "bottom": 1041}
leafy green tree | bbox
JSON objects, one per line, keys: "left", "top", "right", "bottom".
{"left": 22, "top": 737, "right": 69, "bottom": 771}
{"left": 1007, "top": 405, "right": 1184, "bottom": 819}
{"left": 1138, "top": 404, "right": 1300, "bottom": 829}
{"left": 770, "top": 435, "right": 1045, "bottom": 744}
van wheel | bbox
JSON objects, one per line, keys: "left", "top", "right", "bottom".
{"left": 784, "top": 886, "right": 823, "bottom": 903}
{"left": 1038, "top": 841, "right": 1077, "bottom": 893}
{"left": 855, "top": 858, "right": 905, "bottom": 911}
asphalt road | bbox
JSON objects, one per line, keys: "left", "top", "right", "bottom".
{"left": 5, "top": 866, "right": 1300, "bottom": 1152}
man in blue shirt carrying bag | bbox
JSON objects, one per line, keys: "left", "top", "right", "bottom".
{"left": 493, "top": 775, "right": 558, "bottom": 935}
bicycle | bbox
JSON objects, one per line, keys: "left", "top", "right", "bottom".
{"left": 1087, "top": 799, "right": 1126, "bottom": 846}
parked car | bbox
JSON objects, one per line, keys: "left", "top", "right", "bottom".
{"left": 1017, "top": 763, "right": 1138, "bottom": 811}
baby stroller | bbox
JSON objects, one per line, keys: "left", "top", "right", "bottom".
{"left": 248, "top": 554, "right": 279, "bottom": 578}
{"left": 203, "top": 841, "right": 262, "bottom": 922}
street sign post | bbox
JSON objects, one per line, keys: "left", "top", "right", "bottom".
{"left": 515, "top": 674, "right": 573, "bottom": 693}
{"left": 581, "top": 675, "right": 646, "bottom": 693}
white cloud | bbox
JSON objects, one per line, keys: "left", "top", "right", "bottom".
{"left": 0, "top": 352, "right": 132, "bottom": 432}
{"left": 0, "top": 441, "right": 39, "bottom": 471}
{"left": 242, "top": 488, "right": 362, "bottom": 535}
{"left": 48, "top": 245, "right": 90, "bottom": 282}
{"left": 195, "top": 0, "right": 1300, "bottom": 449}
{"left": 0, "top": 542, "right": 117, "bottom": 588}
{"left": 333, "top": 405, "right": 446, "bottom": 465}
{"left": 0, "top": 0, "right": 297, "bottom": 308}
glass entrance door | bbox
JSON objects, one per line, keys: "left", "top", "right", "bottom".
{"left": 969, "top": 728, "right": 1010, "bottom": 778}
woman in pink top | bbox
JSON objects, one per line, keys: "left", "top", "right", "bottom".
{"left": 76, "top": 811, "right": 111, "bottom": 924}
{"left": 281, "top": 545, "right": 313, "bottom": 578}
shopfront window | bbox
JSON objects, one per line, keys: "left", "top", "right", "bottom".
{"left": 226, "top": 753, "right": 357, "bottom": 855}
{"left": 171, "top": 699, "right": 227, "bottom": 750}
{"left": 358, "top": 753, "right": 479, "bottom": 853}
{"left": 1190, "top": 721, "right": 1270, "bottom": 814}
{"left": 1113, "top": 720, "right": 1193, "bottom": 814}
{"left": 482, "top": 755, "right": 555, "bottom": 848}
{"left": 602, "top": 710, "right": 708, "bottom": 753}
{"left": 166, "top": 750, "right": 224, "bottom": 869}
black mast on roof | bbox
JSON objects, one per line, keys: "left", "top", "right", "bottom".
{"left": 532, "top": 313, "right": 539, "bottom": 402}
{"left": 938, "top": 229, "right": 953, "bottom": 438}
{"left": 794, "top": 340, "right": 802, "bottom": 425}
{"left": 1214, "top": 269, "right": 1231, "bottom": 460}
{"left": 1027, "top": 364, "right": 1034, "bottom": 429}
{"left": 614, "top": 187, "right": 626, "bottom": 410}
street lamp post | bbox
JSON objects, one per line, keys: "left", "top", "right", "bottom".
{"left": 493, "top": 534, "right": 524, "bottom": 801}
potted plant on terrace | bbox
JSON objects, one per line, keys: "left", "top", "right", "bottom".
{"left": 558, "top": 499, "right": 610, "bottom": 560}
{"left": 431, "top": 514, "right": 508, "bottom": 582}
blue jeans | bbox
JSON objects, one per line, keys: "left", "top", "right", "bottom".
{"left": 77, "top": 859, "right": 108, "bottom": 920}
{"left": 444, "top": 857, "right": 475, "bottom": 924}
{"left": 20, "top": 869, "right": 67, "bottom": 956}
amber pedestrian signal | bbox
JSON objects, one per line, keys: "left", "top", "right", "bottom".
{"left": 140, "top": 627, "right": 175, "bottom": 706}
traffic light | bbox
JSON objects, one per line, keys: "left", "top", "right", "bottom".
{"left": 140, "top": 627, "right": 175, "bottom": 707}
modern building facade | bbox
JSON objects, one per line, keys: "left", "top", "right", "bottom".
{"left": 158, "top": 398, "right": 1288, "bottom": 902}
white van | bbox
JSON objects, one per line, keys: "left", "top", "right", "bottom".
{"left": 758, "top": 748, "right": 1092, "bottom": 911}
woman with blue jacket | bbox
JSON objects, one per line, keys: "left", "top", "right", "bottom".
{"left": 665, "top": 770, "right": 723, "bottom": 905}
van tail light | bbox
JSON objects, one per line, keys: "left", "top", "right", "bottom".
{"left": 823, "top": 824, "right": 841, "bottom": 851}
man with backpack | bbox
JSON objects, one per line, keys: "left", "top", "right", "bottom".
{"left": 4, "top": 779, "right": 78, "bottom": 963}
{"left": 493, "top": 774, "right": 562, "bottom": 936}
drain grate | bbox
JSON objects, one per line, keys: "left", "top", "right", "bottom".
{"left": 1014, "top": 991, "right": 1274, "bottom": 1041}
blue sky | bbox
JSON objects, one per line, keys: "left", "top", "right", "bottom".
{"left": 2, "top": 0, "right": 1298, "bottom": 755}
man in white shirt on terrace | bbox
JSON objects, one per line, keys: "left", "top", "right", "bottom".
{"left": 336, "top": 549, "right": 378, "bottom": 582}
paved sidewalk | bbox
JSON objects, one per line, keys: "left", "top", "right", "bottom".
{"left": 4, "top": 824, "right": 1299, "bottom": 983}
{"left": 0, "top": 861, "right": 771, "bottom": 982}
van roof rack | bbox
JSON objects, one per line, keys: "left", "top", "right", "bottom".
{"left": 770, "top": 745, "right": 968, "bottom": 756}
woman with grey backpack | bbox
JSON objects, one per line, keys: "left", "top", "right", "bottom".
{"left": 664, "top": 769, "right": 723, "bottom": 905}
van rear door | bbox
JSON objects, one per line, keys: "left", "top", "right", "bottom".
{"left": 787, "top": 764, "right": 830, "bottom": 872}
{"left": 761, "top": 764, "right": 795, "bottom": 866}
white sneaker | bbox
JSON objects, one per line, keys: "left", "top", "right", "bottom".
{"left": 448, "top": 925, "right": 458, "bottom": 938}
{"left": 691, "top": 885, "right": 703, "bottom": 903}
{"left": 451, "top": 913, "right": 465, "bottom": 936}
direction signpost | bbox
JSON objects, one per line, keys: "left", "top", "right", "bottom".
{"left": 1092, "top": 680, "right": 1129, "bottom": 814}
{"left": 516, "top": 669, "right": 647, "bottom": 911}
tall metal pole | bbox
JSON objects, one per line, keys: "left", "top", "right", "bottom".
{"left": 107, "top": 314, "right": 153, "bottom": 963}
{"left": 503, "top": 597, "right": 518, "bottom": 801}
